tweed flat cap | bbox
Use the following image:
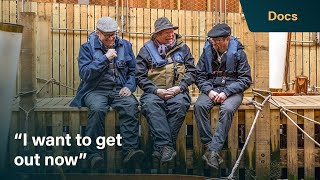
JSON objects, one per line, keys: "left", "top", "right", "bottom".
{"left": 207, "top": 23, "right": 231, "bottom": 38}
{"left": 96, "top": 16, "right": 118, "bottom": 32}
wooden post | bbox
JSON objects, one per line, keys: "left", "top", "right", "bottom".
{"left": 207, "top": 0, "right": 211, "bottom": 11}
{"left": 19, "top": 12, "right": 37, "bottom": 154}
{"left": 254, "top": 32, "right": 271, "bottom": 179}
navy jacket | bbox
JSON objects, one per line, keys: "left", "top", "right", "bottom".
{"left": 196, "top": 36, "right": 252, "bottom": 97}
{"left": 70, "top": 32, "right": 137, "bottom": 107}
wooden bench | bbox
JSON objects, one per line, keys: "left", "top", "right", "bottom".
{"left": 9, "top": 96, "right": 320, "bottom": 178}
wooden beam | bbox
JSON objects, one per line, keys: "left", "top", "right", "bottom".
{"left": 19, "top": 12, "right": 37, "bottom": 155}
{"left": 254, "top": 32, "right": 271, "bottom": 179}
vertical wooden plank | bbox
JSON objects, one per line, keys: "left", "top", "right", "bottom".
{"left": 140, "top": 114, "right": 152, "bottom": 172}
{"left": 228, "top": 110, "right": 238, "bottom": 178}
{"left": 35, "top": 111, "right": 46, "bottom": 169}
{"left": 66, "top": 4, "right": 74, "bottom": 96}
{"left": 19, "top": 12, "right": 37, "bottom": 156}
{"left": 52, "top": 112, "right": 63, "bottom": 157}
{"left": 211, "top": 108, "right": 221, "bottom": 177}
{"left": 270, "top": 109, "right": 281, "bottom": 180}
{"left": 287, "top": 109, "right": 298, "bottom": 180}
{"left": 176, "top": 111, "right": 189, "bottom": 174}
{"left": 9, "top": 0, "right": 16, "bottom": 24}
{"left": 304, "top": 109, "right": 315, "bottom": 180}
{"left": 128, "top": 8, "right": 137, "bottom": 57}
{"left": 36, "top": 15, "right": 52, "bottom": 98}
{"left": 101, "top": 4, "right": 107, "bottom": 16}
{"left": 59, "top": 4, "right": 67, "bottom": 96}
{"left": 157, "top": 8, "right": 164, "bottom": 18}
{"left": 136, "top": 8, "right": 144, "bottom": 56}
{"left": 192, "top": 11, "right": 200, "bottom": 62}
{"left": 87, "top": 4, "right": 95, "bottom": 32}
{"left": 52, "top": 3, "right": 60, "bottom": 97}
{"left": 185, "top": 10, "right": 192, "bottom": 52}
{"left": 254, "top": 32, "right": 270, "bottom": 180}
{"left": 295, "top": 33, "right": 303, "bottom": 76}
{"left": 73, "top": 4, "right": 81, "bottom": 91}
{"left": 2, "top": 0, "right": 9, "bottom": 23}
{"left": 310, "top": 33, "right": 317, "bottom": 88}
{"left": 317, "top": 42, "right": 320, "bottom": 87}
{"left": 171, "top": 10, "right": 179, "bottom": 35}
{"left": 94, "top": 5, "right": 101, "bottom": 26}
{"left": 106, "top": 111, "right": 116, "bottom": 173}
{"left": 80, "top": 4, "right": 88, "bottom": 45}
{"left": 302, "top": 32, "right": 310, "bottom": 82}
{"left": 69, "top": 112, "right": 80, "bottom": 153}
{"left": 150, "top": 8, "right": 158, "bottom": 35}
{"left": 245, "top": 109, "right": 256, "bottom": 180}
{"left": 193, "top": 110, "right": 204, "bottom": 175}
{"left": 0, "top": 0, "right": 2, "bottom": 22}
{"left": 289, "top": 33, "right": 297, "bottom": 86}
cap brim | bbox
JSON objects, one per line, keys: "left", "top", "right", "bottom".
{"left": 152, "top": 26, "right": 178, "bottom": 35}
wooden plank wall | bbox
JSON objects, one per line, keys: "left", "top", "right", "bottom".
{"left": 9, "top": 108, "right": 320, "bottom": 178}
{"left": 2, "top": 1, "right": 320, "bottom": 97}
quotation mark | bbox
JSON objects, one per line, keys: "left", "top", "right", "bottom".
{"left": 79, "top": 153, "right": 87, "bottom": 159}
{"left": 15, "top": 133, "right": 22, "bottom": 140}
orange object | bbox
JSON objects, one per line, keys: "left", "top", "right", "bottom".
{"left": 295, "top": 75, "right": 308, "bottom": 95}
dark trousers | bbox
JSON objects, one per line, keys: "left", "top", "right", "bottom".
{"left": 140, "top": 92, "right": 191, "bottom": 152}
{"left": 194, "top": 93, "right": 243, "bottom": 152}
{"left": 84, "top": 90, "right": 139, "bottom": 159}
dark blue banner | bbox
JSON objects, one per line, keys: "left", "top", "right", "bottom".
{"left": 240, "top": 0, "right": 319, "bottom": 32}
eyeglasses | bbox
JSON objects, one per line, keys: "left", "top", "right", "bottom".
{"left": 99, "top": 31, "right": 117, "bottom": 39}
{"left": 210, "top": 37, "right": 226, "bottom": 43}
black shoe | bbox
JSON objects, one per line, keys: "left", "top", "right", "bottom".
{"left": 202, "top": 151, "right": 223, "bottom": 169}
{"left": 123, "top": 149, "right": 145, "bottom": 163}
{"left": 90, "top": 156, "right": 104, "bottom": 169}
{"left": 160, "top": 145, "right": 176, "bottom": 162}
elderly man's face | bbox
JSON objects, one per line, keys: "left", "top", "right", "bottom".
{"left": 97, "top": 30, "right": 117, "bottom": 48}
{"left": 211, "top": 36, "right": 230, "bottom": 53}
{"left": 155, "top": 28, "right": 175, "bottom": 45}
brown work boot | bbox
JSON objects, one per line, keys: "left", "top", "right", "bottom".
{"left": 202, "top": 151, "right": 223, "bottom": 169}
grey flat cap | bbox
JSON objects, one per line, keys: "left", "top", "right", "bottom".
{"left": 207, "top": 23, "right": 231, "bottom": 38}
{"left": 153, "top": 17, "right": 178, "bottom": 34}
{"left": 96, "top": 16, "right": 118, "bottom": 32}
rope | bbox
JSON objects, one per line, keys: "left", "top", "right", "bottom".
{"left": 225, "top": 94, "right": 272, "bottom": 180}
{"left": 271, "top": 98, "right": 320, "bottom": 148}
{"left": 206, "top": 88, "right": 320, "bottom": 179}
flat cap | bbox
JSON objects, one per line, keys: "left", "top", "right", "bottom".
{"left": 96, "top": 16, "right": 118, "bottom": 32}
{"left": 207, "top": 23, "right": 231, "bottom": 38}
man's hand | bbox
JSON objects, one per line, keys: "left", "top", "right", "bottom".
{"left": 119, "top": 87, "right": 131, "bottom": 97}
{"left": 156, "top": 89, "right": 175, "bottom": 100}
{"left": 208, "top": 90, "right": 219, "bottom": 101}
{"left": 214, "top": 92, "right": 227, "bottom": 103}
{"left": 105, "top": 49, "right": 117, "bottom": 61}
{"left": 167, "top": 86, "right": 181, "bottom": 96}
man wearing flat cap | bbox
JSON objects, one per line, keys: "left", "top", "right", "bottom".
{"left": 194, "top": 23, "right": 252, "bottom": 169}
{"left": 136, "top": 17, "right": 196, "bottom": 163}
{"left": 70, "top": 16, "right": 144, "bottom": 170}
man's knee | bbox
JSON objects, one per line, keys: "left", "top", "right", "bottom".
{"left": 220, "top": 103, "right": 237, "bottom": 114}
{"left": 120, "top": 96, "right": 138, "bottom": 107}
{"left": 141, "top": 93, "right": 162, "bottom": 108}
{"left": 89, "top": 103, "right": 108, "bottom": 113}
